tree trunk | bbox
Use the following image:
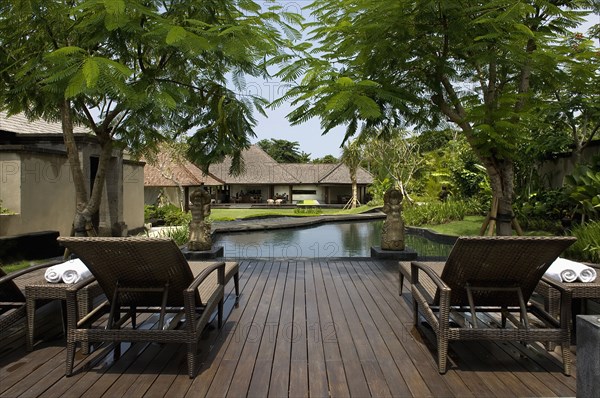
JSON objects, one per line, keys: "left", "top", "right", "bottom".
{"left": 351, "top": 173, "right": 358, "bottom": 209}
{"left": 482, "top": 156, "right": 515, "bottom": 236}
{"left": 60, "top": 100, "right": 90, "bottom": 236}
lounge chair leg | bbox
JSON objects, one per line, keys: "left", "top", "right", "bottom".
{"left": 65, "top": 342, "right": 76, "bottom": 377}
{"left": 234, "top": 273, "right": 240, "bottom": 298}
{"left": 561, "top": 341, "right": 571, "bottom": 376}
{"left": 399, "top": 272, "right": 404, "bottom": 295}
{"left": 187, "top": 343, "right": 198, "bottom": 378}
{"left": 218, "top": 299, "right": 224, "bottom": 328}
{"left": 438, "top": 336, "right": 448, "bottom": 374}
{"left": 412, "top": 298, "right": 419, "bottom": 326}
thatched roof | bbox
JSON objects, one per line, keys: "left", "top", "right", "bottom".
{"left": 0, "top": 111, "right": 89, "bottom": 136}
{"left": 144, "top": 151, "right": 223, "bottom": 187}
{"left": 318, "top": 163, "right": 374, "bottom": 184}
{"left": 208, "top": 145, "right": 300, "bottom": 184}
{"left": 208, "top": 145, "right": 373, "bottom": 185}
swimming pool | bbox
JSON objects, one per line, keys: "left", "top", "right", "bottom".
{"left": 213, "top": 220, "right": 454, "bottom": 259}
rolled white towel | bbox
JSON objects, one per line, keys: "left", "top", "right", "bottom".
{"left": 44, "top": 266, "right": 63, "bottom": 283}
{"left": 44, "top": 258, "right": 91, "bottom": 284}
{"left": 579, "top": 266, "right": 597, "bottom": 283}
{"left": 545, "top": 257, "right": 597, "bottom": 283}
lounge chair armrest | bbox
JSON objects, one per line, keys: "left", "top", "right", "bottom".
{"left": 0, "top": 258, "right": 64, "bottom": 284}
{"left": 186, "top": 261, "right": 226, "bottom": 294}
{"left": 411, "top": 261, "right": 450, "bottom": 291}
{"left": 540, "top": 276, "right": 571, "bottom": 294}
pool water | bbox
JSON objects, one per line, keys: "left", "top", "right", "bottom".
{"left": 213, "top": 220, "right": 453, "bottom": 259}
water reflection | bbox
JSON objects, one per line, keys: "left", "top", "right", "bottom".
{"left": 214, "top": 220, "right": 453, "bottom": 259}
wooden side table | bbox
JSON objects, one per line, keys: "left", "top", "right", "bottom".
{"left": 25, "top": 278, "right": 104, "bottom": 353}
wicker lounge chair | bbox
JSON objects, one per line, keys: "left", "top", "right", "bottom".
{"left": 57, "top": 237, "right": 228, "bottom": 378}
{"left": 408, "top": 236, "right": 576, "bottom": 375}
{"left": 0, "top": 260, "right": 62, "bottom": 345}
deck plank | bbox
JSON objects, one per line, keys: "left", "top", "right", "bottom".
{"left": 0, "top": 259, "right": 579, "bottom": 397}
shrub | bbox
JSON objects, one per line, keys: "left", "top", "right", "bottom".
{"left": 565, "top": 220, "right": 600, "bottom": 263}
{"left": 0, "top": 200, "right": 13, "bottom": 215}
{"left": 294, "top": 206, "right": 323, "bottom": 215}
{"left": 145, "top": 204, "right": 191, "bottom": 226}
{"left": 152, "top": 225, "right": 190, "bottom": 246}
{"left": 402, "top": 198, "right": 484, "bottom": 226}
{"left": 514, "top": 189, "right": 573, "bottom": 234}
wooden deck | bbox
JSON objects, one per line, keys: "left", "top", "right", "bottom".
{"left": 1, "top": 260, "right": 577, "bottom": 397}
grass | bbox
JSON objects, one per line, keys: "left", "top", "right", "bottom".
{"left": 423, "top": 215, "right": 484, "bottom": 236}
{"left": 0, "top": 259, "right": 54, "bottom": 274}
{"left": 208, "top": 205, "right": 378, "bottom": 221}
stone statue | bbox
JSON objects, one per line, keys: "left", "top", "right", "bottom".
{"left": 188, "top": 185, "right": 212, "bottom": 251}
{"left": 381, "top": 188, "right": 405, "bottom": 250}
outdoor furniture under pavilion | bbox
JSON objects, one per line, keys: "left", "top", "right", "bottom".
{"left": 406, "top": 236, "right": 576, "bottom": 375}
{"left": 57, "top": 237, "right": 231, "bottom": 378}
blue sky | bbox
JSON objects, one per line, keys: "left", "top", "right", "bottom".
{"left": 249, "top": 4, "right": 599, "bottom": 159}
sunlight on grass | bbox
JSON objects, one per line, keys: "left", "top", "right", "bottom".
{"left": 208, "top": 205, "right": 378, "bottom": 221}
{"left": 423, "top": 215, "right": 485, "bottom": 236}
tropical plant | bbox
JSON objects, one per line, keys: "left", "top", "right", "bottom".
{"left": 565, "top": 220, "right": 600, "bottom": 263}
{"left": 402, "top": 199, "right": 485, "bottom": 227}
{"left": 312, "top": 154, "right": 339, "bottom": 164}
{"left": 276, "top": 0, "right": 596, "bottom": 235}
{"left": 340, "top": 139, "right": 363, "bottom": 208}
{"left": 367, "top": 178, "right": 394, "bottom": 206}
{"left": 257, "top": 139, "right": 311, "bottom": 163}
{"left": 565, "top": 156, "right": 600, "bottom": 223}
{"left": 361, "top": 129, "right": 425, "bottom": 202}
{"left": 0, "top": 0, "right": 298, "bottom": 236}
{"left": 0, "top": 200, "right": 12, "bottom": 215}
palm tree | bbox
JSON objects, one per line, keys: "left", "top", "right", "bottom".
{"left": 341, "top": 140, "right": 363, "bottom": 209}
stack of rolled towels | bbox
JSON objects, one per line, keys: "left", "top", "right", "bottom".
{"left": 544, "top": 257, "right": 597, "bottom": 283}
{"left": 44, "top": 258, "right": 92, "bottom": 284}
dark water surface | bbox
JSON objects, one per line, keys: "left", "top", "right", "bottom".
{"left": 214, "top": 220, "right": 453, "bottom": 259}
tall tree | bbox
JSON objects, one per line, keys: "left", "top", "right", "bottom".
{"left": 361, "top": 129, "right": 425, "bottom": 203}
{"left": 340, "top": 140, "right": 362, "bottom": 209}
{"left": 0, "top": 0, "right": 297, "bottom": 235}
{"left": 277, "top": 0, "right": 595, "bottom": 235}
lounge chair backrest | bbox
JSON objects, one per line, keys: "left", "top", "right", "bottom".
{"left": 437, "top": 236, "right": 576, "bottom": 307}
{"left": 57, "top": 237, "right": 197, "bottom": 307}
{"left": 0, "top": 267, "right": 26, "bottom": 303}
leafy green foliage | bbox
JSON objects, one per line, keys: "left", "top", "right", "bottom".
{"left": 277, "top": 0, "right": 596, "bottom": 235}
{"left": 565, "top": 155, "right": 600, "bottom": 222}
{"left": 1, "top": 0, "right": 300, "bottom": 173}
{"left": 0, "top": 200, "right": 13, "bottom": 215}
{"left": 312, "top": 154, "right": 338, "bottom": 164}
{"left": 402, "top": 199, "right": 485, "bottom": 227}
{"left": 256, "top": 139, "right": 311, "bottom": 163}
{"left": 565, "top": 220, "right": 600, "bottom": 263}
{"left": 367, "top": 178, "right": 394, "bottom": 206}
{"left": 145, "top": 204, "right": 191, "bottom": 226}
{"left": 513, "top": 189, "right": 573, "bottom": 234}
{"left": 293, "top": 206, "right": 323, "bottom": 215}
{"left": 150, "top": 225, "right": 191, "bottom": 247}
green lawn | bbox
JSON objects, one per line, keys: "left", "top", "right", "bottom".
{"left": 423, "top": 215, "right": 485, "bottom": 236}
{"left": 208, "top": 205, "right": 379, "bottom": 221}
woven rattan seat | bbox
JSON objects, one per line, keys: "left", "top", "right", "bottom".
{"left": 0, "top": 260, "right": 62, "bottom": 345}
{"left": 408, "top": 236, "right": 576, "bottom": 375}
{"left": 58, "top": 237, "right": 229, "bottom": 378}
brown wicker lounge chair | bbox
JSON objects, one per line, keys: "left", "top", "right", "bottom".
{"left": 0, "top": 260, "right": 62, "bottom": 346}
{"left": 57, "top": 237, "right": 227, "bottom": 378}
{"left": 408, "top": 236, "right": 576, "bottom": 375}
